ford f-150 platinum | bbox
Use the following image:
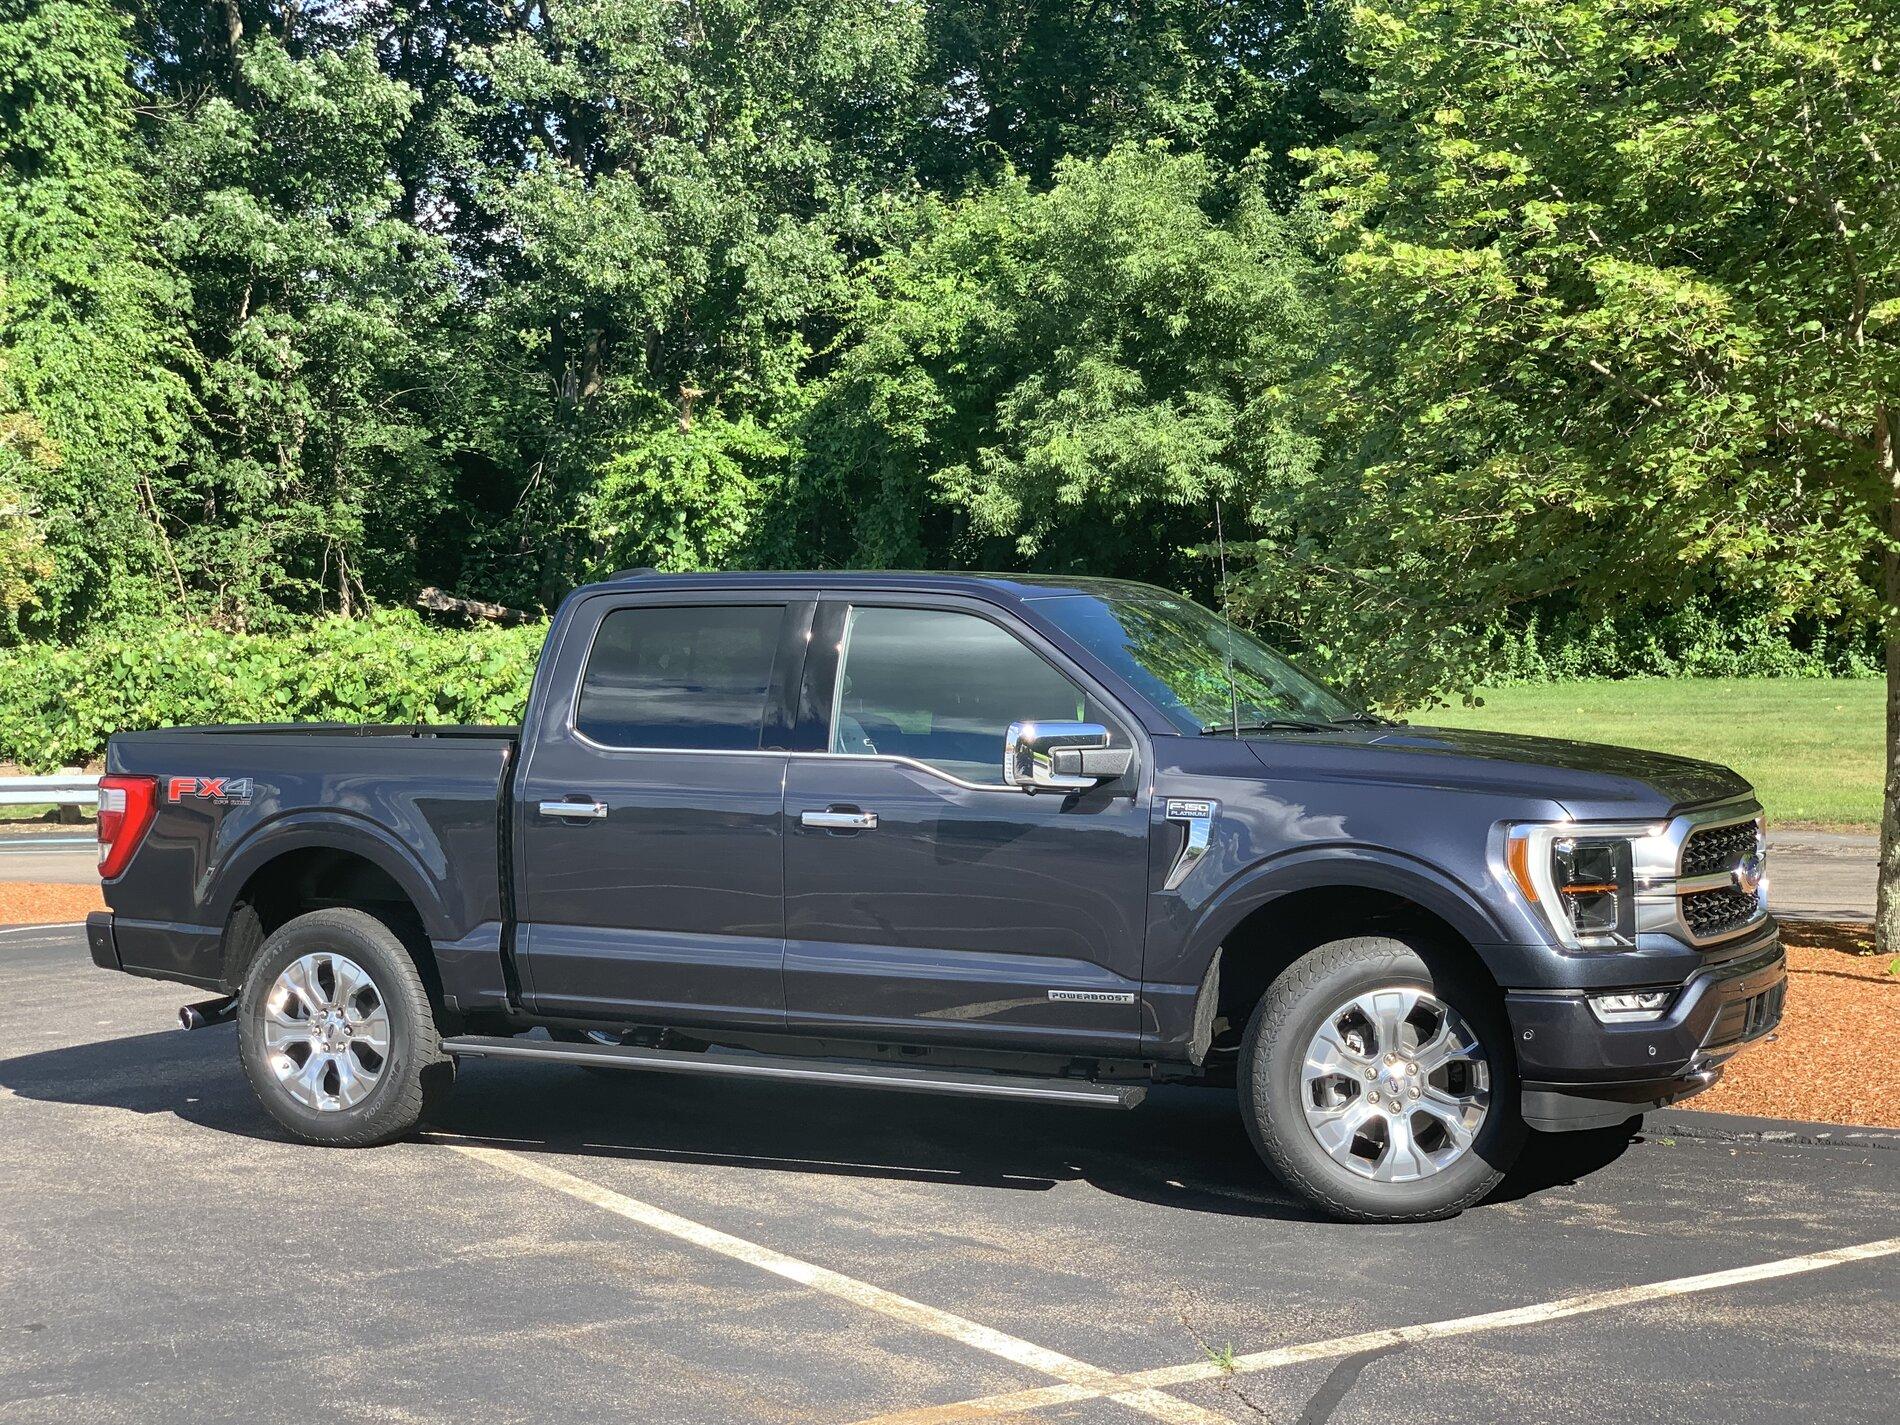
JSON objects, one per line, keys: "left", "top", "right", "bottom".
{"left": 86, "top": 572, "right": 1785, "bottom": 1220}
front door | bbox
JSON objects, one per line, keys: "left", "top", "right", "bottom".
{"left": 783, "top": 599, "right": 1151, "bottom": 1057}
{"left": 515, "top": 596, "right": 809, "bottom": 1028}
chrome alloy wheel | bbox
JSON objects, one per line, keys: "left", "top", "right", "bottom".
{"left": 262, "top": 952, "right": 391, "bottom": 1112}
{"left": 1301, "top": 986, "right": 1491, "bottom": 1183}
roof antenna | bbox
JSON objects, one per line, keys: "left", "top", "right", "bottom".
{"left": 1215, "top": 498, "right": 1240, "bottom": 739}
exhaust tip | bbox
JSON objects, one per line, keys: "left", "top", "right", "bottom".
{"left": 178, "top": 996, "right": 237, "bottom": 1031}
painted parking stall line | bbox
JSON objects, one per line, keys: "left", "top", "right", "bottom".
{"left": 444, "top": 1141, "right": 1233, "bottom": 1425}
{"left": 848, "top": 1234, "right": 1900, "bottom": 1425}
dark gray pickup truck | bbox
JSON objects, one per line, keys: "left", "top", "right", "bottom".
{"left": 87, "top": 572, "right": 1785, "bottom": 1220}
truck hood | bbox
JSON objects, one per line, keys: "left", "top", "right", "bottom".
{"left": 1239, "top": 723, "right": 1751, "bottom": 821}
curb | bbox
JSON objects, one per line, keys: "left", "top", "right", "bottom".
{"left": 1643, "top": 1107, "right": 1900, "bottom": 1153}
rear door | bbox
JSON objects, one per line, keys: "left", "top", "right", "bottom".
{"left": 514, "top": 593, "right": 811, "bottom": 1028}
{"left": 782, "top": 596, "right": 1151, "bottom": 1057}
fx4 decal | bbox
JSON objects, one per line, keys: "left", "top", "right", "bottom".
{"left": 167, "top": 776, "right": 254, "bottom": 805}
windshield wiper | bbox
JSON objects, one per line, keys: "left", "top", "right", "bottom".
{"left": 1201, "top": 718, "right": 1329, "bottom": 735}
{"left": 1327, "top": 712, "right": 1400, "bottom": 728}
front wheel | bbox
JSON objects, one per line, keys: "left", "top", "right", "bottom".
{"left": 1239, "top": 935, "right": 1523, "bottom": 1222}
{"left": 236, "top": 908, "right": 451, "bottom": 1147}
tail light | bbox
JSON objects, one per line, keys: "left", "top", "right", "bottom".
{"left": 97, "top": 774, "right": 158, "bottom": 880}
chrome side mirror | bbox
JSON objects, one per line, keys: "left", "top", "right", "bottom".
{"left": 1004, "top": 721, "right": 1133, "bottom": 792}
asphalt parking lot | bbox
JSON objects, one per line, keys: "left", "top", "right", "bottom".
{"left": 3, "top": 922, "right": 1896, "bottom": 1425}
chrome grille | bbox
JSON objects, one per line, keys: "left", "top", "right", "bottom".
{"left": 1682, "top": 886, "right": 1760, "bottom": 940}
{"left": 1681, "top": 820, "right": 1760, "bottom": 878}
{"left": 1666, "top": 809, "right": 1767, "bottom": 946}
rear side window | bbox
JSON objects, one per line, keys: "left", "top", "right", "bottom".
{"left": 576, "top": 604, "right": 783, "bottom": 751}
{"left": 829, "top": 606, "right": 1102, "bottom": 783}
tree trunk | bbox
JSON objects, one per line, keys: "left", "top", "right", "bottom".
{"left": 1878, "top": 403, "right": 1898, "bottom": 958}
{"left": 221, "top": 0, "right": 244, "bottom": 87}
{"left": 416, "top": 587, "right": 528, "bottom": 625}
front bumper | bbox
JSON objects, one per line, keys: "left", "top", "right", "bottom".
{"left": 1509, "top": 929, "right": 1786, "bottom": 1132}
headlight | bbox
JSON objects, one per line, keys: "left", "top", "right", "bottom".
{"left": 1551, "top": 836, "right": 1633, "bottom": 940}
{"left": 1505, "top": 822, "right": 1657, "bottom": 950}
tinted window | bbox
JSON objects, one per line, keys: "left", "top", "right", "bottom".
{"left": 577, "top": 605, "right": 783, "bottom": 750}
{"left": 830, "top": 606, "right": 1100, "bottom": 783}
{"left": 1037, "top": 591, "right": 1357, "bottom": 733}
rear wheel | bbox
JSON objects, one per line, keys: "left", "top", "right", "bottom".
{"left": 236, "top": 908, "right": 450, "bottom": 1146}
{"left": 1239, "top": 935, "right": 1522, "bottom": 1222}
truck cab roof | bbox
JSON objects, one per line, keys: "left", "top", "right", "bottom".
{"left": 591, "top": 569, "right": 1159, "bottom": 605}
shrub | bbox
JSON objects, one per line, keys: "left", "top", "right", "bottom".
{"left": 0, "top": 612, "right": 545, "bottom": 771}
{"left": 1473, "top": 603, "right": 1878, "bottom": 687}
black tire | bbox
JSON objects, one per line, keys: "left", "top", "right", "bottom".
{"left": 1238, "top": 935, "right": 1523, "bottom": 1222}
{"left": 237, "top": 908, "right": 452, "bottom": 1147}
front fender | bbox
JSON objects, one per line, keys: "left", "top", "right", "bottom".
{"left": 1142, "top": 847, "right": 1533, "bottom": 1061}
{"left": 1191, "top": 847, "right": 1511, "bottom": 963}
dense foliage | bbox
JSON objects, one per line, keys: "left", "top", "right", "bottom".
{"left": 0, "top": 0, "right": 190, "bottom": 632}
{"left": 1478, "top": 603, "right": 1877, "bottom": 687}
{"left": 778, "top": 147, "right": 1320, "bottom": 579}
{"left": 1251, "top": 0, "right": 1894, "bottom": 708}
{"left": 1, "top": 5, "right": 1891, "bottom": 759}
{"left": 5, "top": 1, "right": 1885, "bottom": 666}
{"left": 0, "top": 614, "right": 544, "bottom": 769}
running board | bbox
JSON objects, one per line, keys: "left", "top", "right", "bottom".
{"left": 440, "top": 1035, "right": 1146, "bottom": 1109}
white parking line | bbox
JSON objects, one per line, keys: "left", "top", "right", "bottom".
{"left": 848, "top": 1234, "right": 1900, "bottom": 1424}
{"left": 0, "top": 921, "right": 86, "bottom": 937}
{"left": 445, "top": 1141, "right": 1232, "bottom": 1425}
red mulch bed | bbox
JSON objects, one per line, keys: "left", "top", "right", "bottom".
{"left": 1693, "top": 920, "right": 1898, "bottom": 1128}
{"left": 0, "top": 881, "right": 105, "bottom": 925}
{"left": 1, "top": 884, "right": 1891, "bottom": 1125}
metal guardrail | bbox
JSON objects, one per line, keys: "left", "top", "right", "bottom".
{"left": 0, "top": 773, "right": 100, "bottom": 808}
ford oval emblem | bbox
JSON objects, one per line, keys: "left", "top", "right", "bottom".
{"left": 1731, "top": 853, "right": 1767, "bottom": 899}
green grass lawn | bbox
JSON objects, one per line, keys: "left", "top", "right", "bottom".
{"left": 1423, "top": 678, "right": 1881, "bottom": 831}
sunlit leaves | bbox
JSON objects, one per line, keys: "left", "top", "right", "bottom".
{"left": 790, "top": 146, "right": 1321, "bottom": 581}
{"left": 1270, "top": 0, "right": 1894, "bottom": 705}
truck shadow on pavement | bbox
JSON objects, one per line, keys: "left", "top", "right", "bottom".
{"left": 0, "top": 1026, "right": 1639, "bottom": 1222}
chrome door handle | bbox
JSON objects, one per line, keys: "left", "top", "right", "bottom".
{"left": 538, "top": 799, "right": 607, "bottom": 820}
{"left": 800, "top": 809, "right": 878, "bottom": 830}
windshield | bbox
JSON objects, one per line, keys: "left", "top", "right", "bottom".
{"left": 1037, "top": 591, "right": 1360, "bottom": 734}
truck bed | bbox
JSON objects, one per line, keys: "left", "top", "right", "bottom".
{"left": 100, "top": 726, "right": 516, "bottom": 1000}
{"left": 138, "top": 722, "right": 520, "bottom": 741}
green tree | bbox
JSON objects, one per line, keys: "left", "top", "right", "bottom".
{"left": 589, "top": 412, "right": 793, "bottom": 573}
{"left": 914, "top": 1, "right": 1352, "bottom": 199}
{"left": 429, "top": 0, "right": 929, "bottom": 604}
{"left": 132, "top": 2, "right": 457, "bottom": 622}
{"left": 5, "top": 2, "right": 1354, "bottom": 628}
{"left": 786, "top": 146, "right": 1319, "bottom": 589}
{"left": 0, "top": 0, "right": 191, "bottom": 637}
{"left": 1284, "top": 2, "right": 1896, "bottom": 939}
